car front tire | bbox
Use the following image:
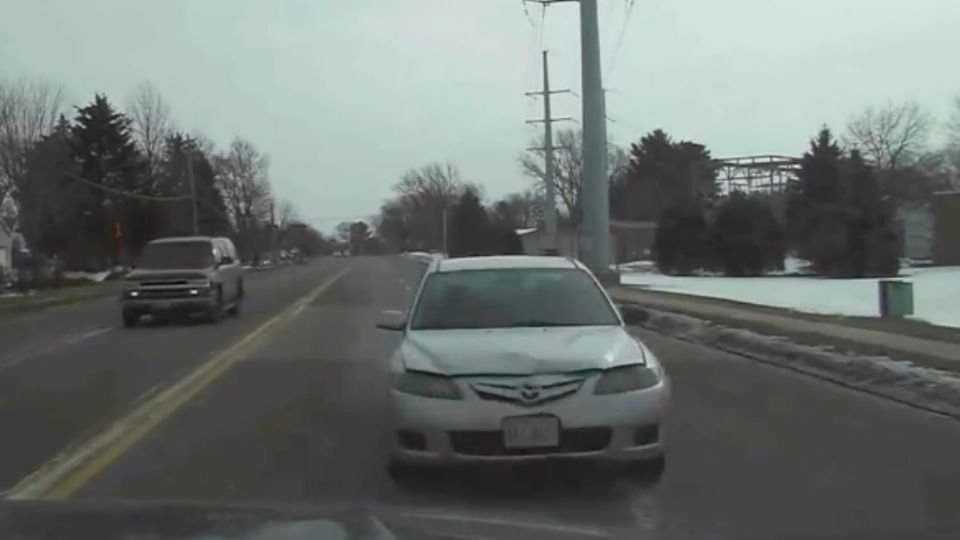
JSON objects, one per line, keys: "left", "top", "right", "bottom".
{"left": 626, "top": 454, "right": 666, "bottom": 484}
{"left": 205, "top": 288, "right": 224, "bottom": 324}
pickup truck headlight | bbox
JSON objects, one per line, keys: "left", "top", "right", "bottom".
{"left": 593, "top": 365, "right": 661, "bottom": 395}
{"left": 394, "top": 371, "right": 463, "bottom": 400}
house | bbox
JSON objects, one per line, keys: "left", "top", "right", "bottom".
{"left": 0, "top": 217, "right": 28, "bottom": 272}
{"left": 933, "top": 191, "right": 960, "bottom": 265}
{"left": 0, "top": 217, "right": 15, "bottom": 271}
{"left": 896, "top": 205, "right": 934, "bottom": 261}
{"left": 515, "top": 220, "right": 658, "bottom": 264}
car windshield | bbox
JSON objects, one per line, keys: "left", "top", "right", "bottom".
{"left": 410, "top": 268, "right": 620, "bottom": 330}
{"left": 136, "top": 241, "right": 215, "bottom": 270}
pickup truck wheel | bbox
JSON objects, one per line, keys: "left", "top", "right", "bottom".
{"left": 205, "top": 288, "right": 224, "bottom": 324}
{"left": 122, "top": 311, "right": 138, "bottom": 328}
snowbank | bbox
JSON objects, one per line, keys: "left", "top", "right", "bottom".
{"left": 622, "top": 265, "right": 960, "bottom": 329}
{"left": 629, "top": 307, "right": 960, "bottom": 418}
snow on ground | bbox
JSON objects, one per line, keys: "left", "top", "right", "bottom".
{"left": 637, "top": 308, "right": 960, "bottom": 416}
{"left": 621, "top": 262, "right": 960, "bottom": 329}
{"left": 62, "top": 270, "right": 111, "bottom": 282}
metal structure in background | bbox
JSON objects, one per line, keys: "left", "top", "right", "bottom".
{"left": 715, "top": 155, "right": 801, "bottom": 195}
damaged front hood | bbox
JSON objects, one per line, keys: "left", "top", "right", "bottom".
{"left": 400, "top": 326, "right": 645, "bottom": 376}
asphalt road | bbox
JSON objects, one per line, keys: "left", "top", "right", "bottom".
{"left": 3, "top": 256, "right": 960, "bottom": 539}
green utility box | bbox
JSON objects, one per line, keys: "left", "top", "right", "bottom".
{"left": 878, "top": 280, "right": 914, "bottom": 318}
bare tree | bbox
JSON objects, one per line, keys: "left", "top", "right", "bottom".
{"left": 277, "top": 199, "right": 298, "bottom": 228}
{"left": 390, "top": 162, "right": 469, "bottom": 251}
{"left": 214, "top": 137, "right": 272, "bottom": 232}
{"left": 0, "top": 77, "right": 64, "bottom": 211}
{"left": 394, "top": 162, "right": 465, "bottom": 206}
{"left": 128, "top": 82, "right": 173, "bottom": 189}
{"left": 846, "top": 101, "right": 933, "bottom": 170}
{"left": 519, "top": 128, "right": 625, "bottom": 224}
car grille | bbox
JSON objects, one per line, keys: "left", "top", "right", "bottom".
{"left": 135, "top": 288, "right": 195, "bottom": 299}
{"left": 470, "top": 375, "right": 585, "bottom": 407}
{"left": 449, "top": 427, "right": 612, "bottom": 456}
{"left": 141, "top": 280, "right": 189, "bottom": 287}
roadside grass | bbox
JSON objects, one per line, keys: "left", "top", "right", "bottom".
{"left": 0, "top": 281, "right": 122, "bottom": 318}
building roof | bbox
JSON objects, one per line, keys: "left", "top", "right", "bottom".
{"left": 149, "top": 236, "right": 215, "bottom": 244}
{"left": 610, "top": 220, "right": 657, "bottom": 230}
{"left": 436, "top": 255, "right": 579, "bottom": 273}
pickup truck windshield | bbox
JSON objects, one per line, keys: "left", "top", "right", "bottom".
{"left": 136, "top": 241, "right": 216, "bottom": 270}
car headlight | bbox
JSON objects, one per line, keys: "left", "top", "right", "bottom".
{"left": 394, "top": 371, "right": 463, "bottom": 400}
{"left": 593, "top": 365, "right": 660, "bottom": 395}
{"left": 124, "top": 289, "right": 140, "bottom": 298}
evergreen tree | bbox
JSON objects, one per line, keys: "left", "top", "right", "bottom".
{"left": 70, "top": 94, "right": 145, "bottom": 266}
{"left": 449, "top": 188, "right": 490, "bottom": 257}
{"left": 652, "top": 202, "right": 710, "bottom": 275}
{"left": 160, "top": 133, "right": 231, "bottom": 237}
{"left": 710, "top": 192, "right": 785, "bottom": 276}
{"left": 615, "top": 129, "right": 719, "bottom": 221}
{"left": 786, "top": 127, "right": 899, "bottom": 277}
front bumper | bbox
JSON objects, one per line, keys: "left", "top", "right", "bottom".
{"left": 121, "top": 296, "right": 216, "bottom": 315}
{"left": 389, "top": 381, "right": 669, "bottom": 465}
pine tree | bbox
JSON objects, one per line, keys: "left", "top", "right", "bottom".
{"left": 70, "top": 94, "right": 145, "bottom": 266}
{"left": 160, "top": 133, "right": 231, "bottom": 237}
{"left": 786, "top": 127, "right": 899, "bottom": 277}
{"left": 449, "top": 188, "right": 491, "bottom": 257}
{"left": 710, "top": 192, "right": 785, "bottom": 276}
{"left": 652, "top": 202, "right": 710, "bottom": 275}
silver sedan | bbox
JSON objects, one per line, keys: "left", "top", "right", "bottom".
{"left": 379, "top": 256, "right": 670, "bottom": 479}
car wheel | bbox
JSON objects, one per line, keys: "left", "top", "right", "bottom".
{"left": 626, "top": 454, "right": 666, "bottom": 484}
{"left": 387, "top": 460, "right": 422, "bottom": 484}
{"left": 122, "top": 311, "right": 138, "bottom": 328}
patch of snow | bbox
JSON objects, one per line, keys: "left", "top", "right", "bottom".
{"left": 623, "top": 265, "right": 960, "bottom": 329}
{"left": 62, "top": 270, "right": 110, "bottom": 282}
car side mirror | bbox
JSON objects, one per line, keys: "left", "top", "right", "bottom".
{"left": 219, "top": 256, "right": 233, "bottom": 267}
{"left": 376, "top": 310, "right": 407, "bottom": 331}
{"left": 619, "top": 305, "right": 649, "bottom": 326}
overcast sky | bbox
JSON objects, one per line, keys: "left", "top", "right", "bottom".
{"left": 2, "top": 0, "right": 959, "bottom": 229}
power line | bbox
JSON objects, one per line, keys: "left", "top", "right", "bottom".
{"left": 606, "top": 0, "right": 638, "bottom": 87}
{"left": 57, "top": 169, "right": 192, "bottom": 202}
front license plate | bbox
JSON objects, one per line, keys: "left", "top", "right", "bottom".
{"left": 502, "top": 416, "right": 560, "bottom": 448}
{"left": 155, "top": 302, "right": 173, "bottom": 310}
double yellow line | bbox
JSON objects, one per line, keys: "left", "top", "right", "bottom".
{"left": 6, "top": 266, "right": 351, "bottom": 500}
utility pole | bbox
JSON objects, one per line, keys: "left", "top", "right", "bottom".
{"left": 187, "top": 152, "right": 199, "bottom": 235}
{"left": 441, "top": 206, "right": 448, "bottom": 256}
{"left": 525, "top": 50, "right": 571, "bottom": 252}
{"left": 579, "top": 0, "right": 610, "bottom": 276}
{"left": 269, "top": 200, "right": 277, "bottom": 263}
{"left": 526, "top": 0, "right": 611, "bottom": 276}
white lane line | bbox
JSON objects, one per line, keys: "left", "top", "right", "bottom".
{"left": 292, "top": 304, "right": 306, "bottom": 318}
{"left": 64, "top": 327, "right": 113, "bottom": 345}
{"left": 0, "top": 327, "right": 114, "bottom": 371}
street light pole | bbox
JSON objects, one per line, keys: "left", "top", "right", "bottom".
{"left": 187, "top": 153, "right": 199, "bottom": 235}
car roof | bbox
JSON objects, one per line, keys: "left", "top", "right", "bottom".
{"left": 433, "top": 255, "right": 583, "bottom": 273}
